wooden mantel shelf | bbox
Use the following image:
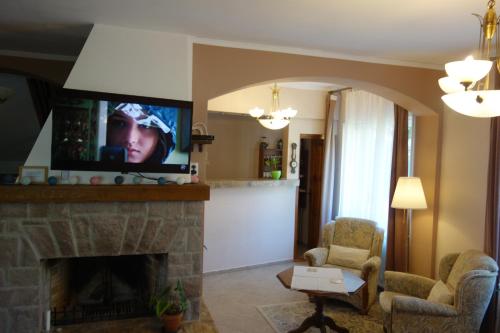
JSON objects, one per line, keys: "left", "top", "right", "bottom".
{"left": 0, "top": 184, "right": 210, "bottom": 203}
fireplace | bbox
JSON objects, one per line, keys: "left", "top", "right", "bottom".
{"left": 0, "top": 192, "right": 207, "bottom": 333}
{"left": 46, "top": 254, "right": 167, "bottom": 326}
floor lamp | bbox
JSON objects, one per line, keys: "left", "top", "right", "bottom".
{"left": 391, "top": 177, "right": 427, "bottom": 272}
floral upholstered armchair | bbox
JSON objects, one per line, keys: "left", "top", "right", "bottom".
{"left": 303, "top": 217, "right": 384, "bottom": 313}
{"left": 380, "top": 249, "right": 499, "bottom": 333}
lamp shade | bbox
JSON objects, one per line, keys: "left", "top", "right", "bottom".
{"left": 441, "top": 90, "right": 500, "bottom": 117}
{"left": 391, "top": 177, "right": 427, "bottom": 209}
{"left": 445, "top": 56, "right": 492, "bottom": 84}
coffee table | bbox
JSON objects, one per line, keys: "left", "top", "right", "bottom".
{"left": 277, "top": 267, "right": 365, "bottom": 333}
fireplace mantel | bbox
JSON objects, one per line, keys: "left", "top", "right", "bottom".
{"left": 0, "top": 184, "right": 210, "bottom": 203}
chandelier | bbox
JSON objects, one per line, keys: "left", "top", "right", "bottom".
{"left": 439, "top": 0, "right": 500, "bottom": 117}
{"left": 248, "top": 83, "right": 297, "bottom": 130}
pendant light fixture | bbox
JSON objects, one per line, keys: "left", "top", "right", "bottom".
{"left": 439, "top": 0, "right": 500, "bottom": 117}
{"left": 249, "top": 83, "right": 297, "bottom": 130}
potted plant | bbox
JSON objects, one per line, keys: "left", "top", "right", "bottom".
{"left": 265, "top": 156, "right": 282, "bottom": 180}
{"left": 151, "top": 280, "right": 188, "bottom": 333}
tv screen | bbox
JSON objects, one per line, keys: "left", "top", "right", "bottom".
{"left": 51, "top": 89, "right": 192, "bottom": 174}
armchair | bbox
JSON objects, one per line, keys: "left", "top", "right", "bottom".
{"left": 304, "top": 217, "right": 384, "bottom": 313}
{"left": 380, "top": 249, "right": 498, "bottom": 333}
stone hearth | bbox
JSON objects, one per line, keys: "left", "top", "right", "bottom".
{"left": 0, "top": 200, "right": 204, "bottom": 333}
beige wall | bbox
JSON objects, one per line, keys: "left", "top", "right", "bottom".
{"left": 207, "top": 83, "right": 328, "bottom": 180}
{"left": 208, "top": 84, "right": 326, "bottom": 119}
{"left": 193, "top": 44, "right": 443, "bottom": 277}
{"left": 411, "top": 115, "right": 441, "bottom": 277}
{"left": 206, "top": 112, "right": 283, "bottom": 179}
{"left": 435, "top": 107, "right": 490, "bottom": 273}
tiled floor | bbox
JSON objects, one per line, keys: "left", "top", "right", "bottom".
{"left": 203, "top": 261, "right": 308, "bottom": 333}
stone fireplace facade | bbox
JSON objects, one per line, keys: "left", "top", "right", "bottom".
{"left": 0, "top": 200, "right": 203, "bottom": 333}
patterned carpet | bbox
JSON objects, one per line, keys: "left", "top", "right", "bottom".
{"left": 257, "top": 300, "right": 384, "bottom": 333}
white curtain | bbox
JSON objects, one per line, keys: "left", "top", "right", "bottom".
{"left": 337, "top": 90, "right": 394, "bottom": 231}
{"left": 320, "top": 92, "right": 341, "bottom": 227}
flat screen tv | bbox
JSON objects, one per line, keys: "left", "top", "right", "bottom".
{"left": 51, "top": 89, "right": 192, "bottom": 174}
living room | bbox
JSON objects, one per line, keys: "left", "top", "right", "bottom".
{"left": 0, "top": 1, "right": 498, "bottom": 333}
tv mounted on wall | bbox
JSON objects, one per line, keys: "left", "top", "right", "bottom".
{"left": 51, "top": 89, "right": 192, "bottom": 174}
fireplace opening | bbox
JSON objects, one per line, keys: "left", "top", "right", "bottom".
{"left": 46, "top": 254, "right": 167, "bottom": 326}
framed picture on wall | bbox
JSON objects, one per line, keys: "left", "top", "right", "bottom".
{"left": 18, "top": 166, "right": 48, "bottom": 184}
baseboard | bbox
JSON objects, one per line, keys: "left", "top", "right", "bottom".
{"left": 203, "top": 259, "right": 294, "bottom": 276}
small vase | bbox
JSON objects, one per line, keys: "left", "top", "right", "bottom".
{"left": 162, "top": 313, "right": 183, "bottom": 333}
{"left": 271, "top": 170, "right": 281, "bottom": 180}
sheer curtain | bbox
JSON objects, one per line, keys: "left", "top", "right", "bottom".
{"left": 337, "top": 90, "right": 395, "bottom": 231}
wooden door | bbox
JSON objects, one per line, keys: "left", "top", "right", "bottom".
{"left": 307, "top": 137, "right": 324, "bottom": 248}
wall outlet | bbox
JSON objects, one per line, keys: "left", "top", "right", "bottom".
{"left": 190, "top": 162, "right": 199, "bottom": 176}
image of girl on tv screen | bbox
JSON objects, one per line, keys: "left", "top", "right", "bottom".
{"left": 105, "top": 103, "right": 177, "bottom": 164}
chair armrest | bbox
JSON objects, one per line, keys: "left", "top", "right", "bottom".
{"left": 361, "top": 256, "right": 381, "bottom": 277}
{"left": 392, "top": 295, "right": 458, "bottom": 317}
{"left": 304, "top": 247, "right": 328, "bottom": 266}
{"left": 384, "top": 271, "right": 436, "bottom": 299}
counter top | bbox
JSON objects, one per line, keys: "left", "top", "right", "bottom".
{"left": 207, "top": 179, "right": 300, "bottom": 189}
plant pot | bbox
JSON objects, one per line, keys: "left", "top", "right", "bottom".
{"left": 271, "top": 170, "right": 281, "bottom": 180}
{"left": 161, "top": 312, "right": 183, "bottom": 333}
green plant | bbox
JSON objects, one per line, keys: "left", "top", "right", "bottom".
{"left": 151, "top": 280, "right": 188, "bottom": 317}
{"left": 265, "top": 156, "right": 281, "bottom": 171}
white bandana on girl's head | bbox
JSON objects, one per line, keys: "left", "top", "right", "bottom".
{"left": 115, "top": 103, "right": 171, "bottom": 134}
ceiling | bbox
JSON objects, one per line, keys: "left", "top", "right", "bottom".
{"left": 0, "top": 0, "right": 492, "bottom": 68}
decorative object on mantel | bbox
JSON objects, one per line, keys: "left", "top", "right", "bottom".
{"left": 70, "top": 175, "right": 80, "bottom": 185}
{"left": 47, "top": 176, "right": 58, "bottom": 186}
{"left": 248, "top": 83, "right": 297, "bottom": 130}
{"left": 439, "top": 0, "right": 500, "bottom": 117}
{"left": 133, "top": 176, "right": 142, "bottom": 184}
{"left": 289, "top": 142, "right": 298, "bottom": 174}
{"left": 157, "top": 177, "right": 167, "bottom": 185}
{"left": 89, "top": 176, "right": 102, "bottom": 185}
{"left": 114, "top": 175, "right": 125, "bottom": 185}
{"left": 18, "top": 166, "right": 48, "bottom": 184}
{"left": 176, "top": 177, "right": 186, "bottom": 185}
{"left": 20, "top": 176, "right": 31, "bottom": 186}
{"left": 191, "top": 121, "right": 214, "bottom": 152}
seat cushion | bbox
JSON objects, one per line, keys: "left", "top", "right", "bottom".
{"left": 379, "top": 291, "right": 406, "bottom": 313}
{"left": 326, "top": 244, "right": 369, "bottom": 270}
{"left": 427, "top": 280, "right": 454, "bottom": 305}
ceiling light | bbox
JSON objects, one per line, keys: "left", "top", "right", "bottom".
{"left": 439, "top": 0, "right": 500, "bottom": 117}
{"left": 248, "top": 83, "right": 297, "bottom": 130}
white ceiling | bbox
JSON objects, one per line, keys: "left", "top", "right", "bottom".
{"left": 0, "top": 0, "right": 492, "bottom": 68}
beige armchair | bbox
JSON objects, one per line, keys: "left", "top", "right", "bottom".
{"left": 304, "top": 217, "right": 384, "bottom": 313}
{"left": 380, "top": 249, "right": 499, "bottom": 333}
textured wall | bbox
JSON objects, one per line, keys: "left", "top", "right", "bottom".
{"left": 0, "top": 200, "right": 203, "bottom": 333}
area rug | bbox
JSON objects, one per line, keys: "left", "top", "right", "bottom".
{"left": 257, "top": 300, "right": 384, "bottom": 333}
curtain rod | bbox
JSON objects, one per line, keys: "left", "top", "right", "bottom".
{"left": 328, "top": 87, "right": 352, "bottom": 94}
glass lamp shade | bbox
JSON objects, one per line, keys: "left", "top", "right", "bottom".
{"left": 258, "top": 116, "right": 290, "bottom": 130}
{"left": 391, "top": 177, "right": 427, "bottom": 209}
{"left": 249, "top": 107, "right": 264, "bottom": 118}
{"left": 445, "top": 57, "right": 492, "bottom": 84}
{"left": 438, "top": 77, "right": 466, "bottom": 94}
{"left": 281, "top": 107, "right": 298, "bottom": 118}
{"left": 442, "top": 90, "right": 500, "bottom": 117}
